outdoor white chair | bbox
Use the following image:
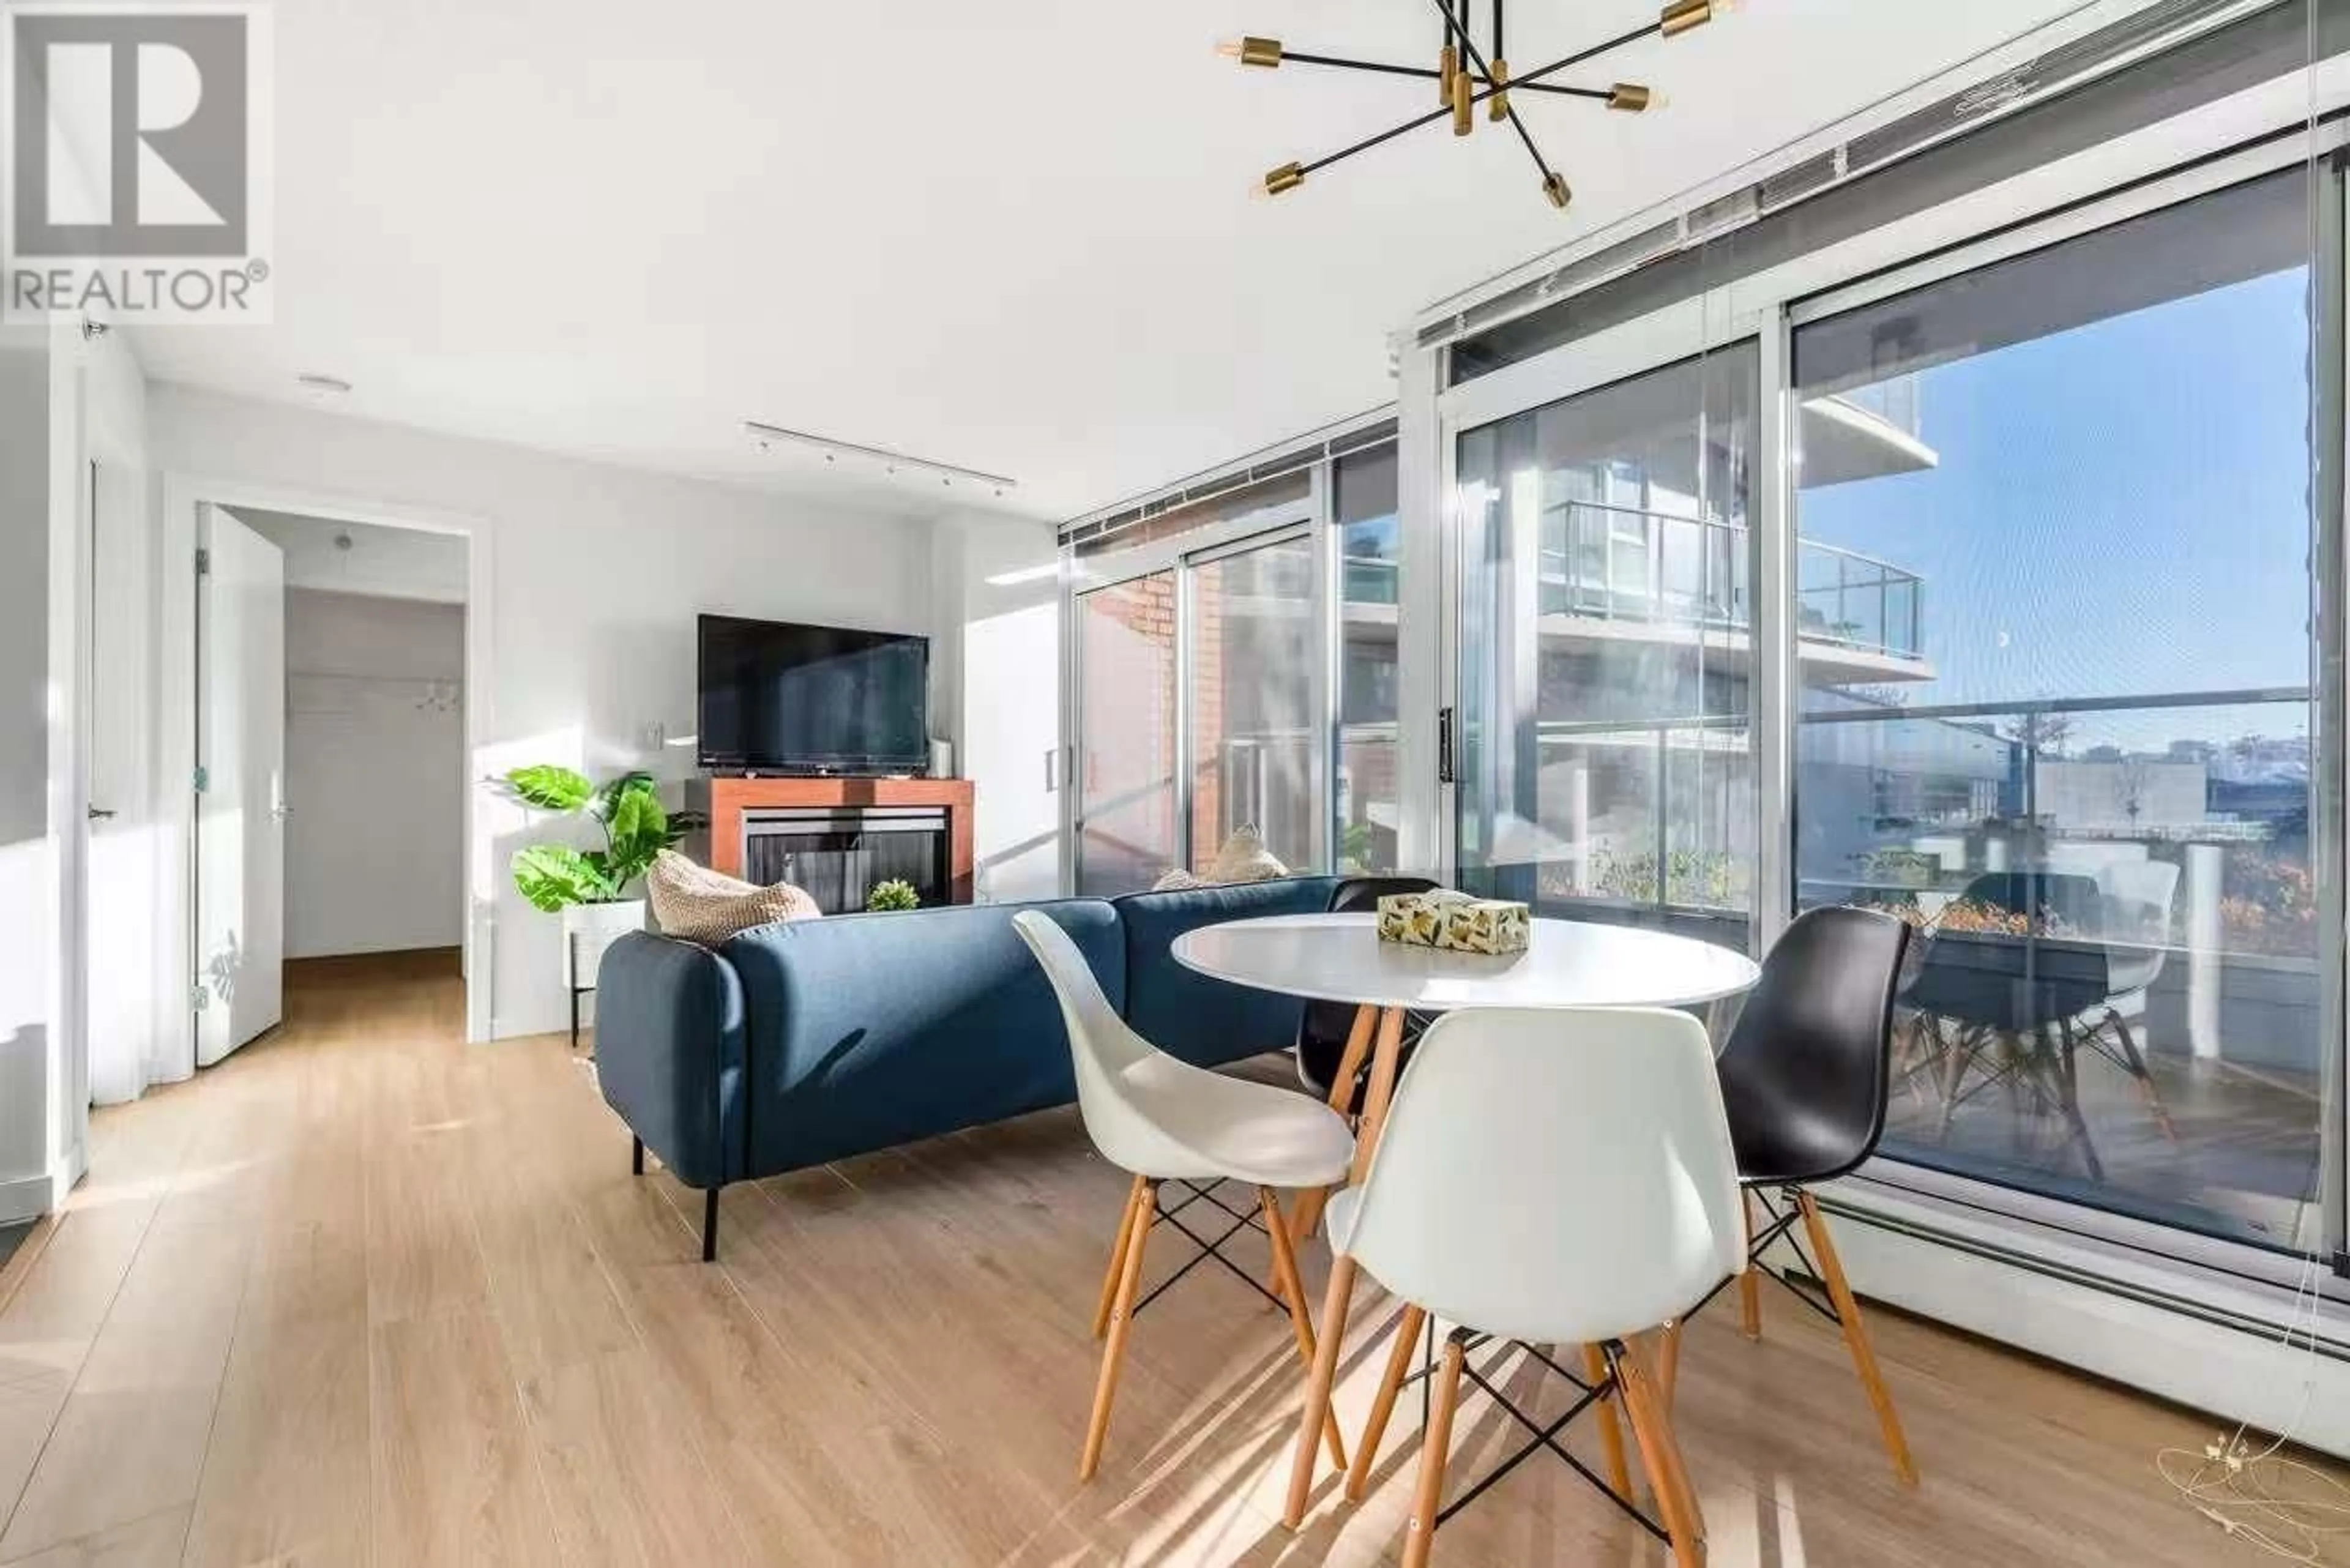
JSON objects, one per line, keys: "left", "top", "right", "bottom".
{"left": 1012, "top": 908, "right": 1356, "bottom": 1482}
{"left": 1326, "top": 1006, "right": 1745, "bottom": 1567}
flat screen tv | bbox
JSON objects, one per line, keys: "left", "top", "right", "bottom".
{"left": 696, "top": 614, "right": 930, "bottom": 774}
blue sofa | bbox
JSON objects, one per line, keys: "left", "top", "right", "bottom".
{"left": 594, "top": 875, "right": 1343, "bottom": 1258}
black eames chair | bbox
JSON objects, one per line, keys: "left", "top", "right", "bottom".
{"left": 1701, "top": 904, "right": 1920, "bottom": 1487}
{"left": 1293, "top": 875, "right": 1437, "bottom": 1111}
{"left": 1286, "top": 876, "right": 1435, "bottom": 1245}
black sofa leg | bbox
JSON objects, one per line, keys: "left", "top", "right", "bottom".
{"left": 702, "top": 1187, "right": 721, "bottom": 1263}
{"left": 631, "top": 1135, "right": 644, "bottom": 1176}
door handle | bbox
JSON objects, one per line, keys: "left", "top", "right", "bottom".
{"left": 86, "top": 805, "right": 116, "bottom": 821}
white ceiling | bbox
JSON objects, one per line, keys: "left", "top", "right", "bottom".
{"left": 130, "top": 0, "right": 2091, "bottom": 521}
{"left": 228, "top": 508, "right": 468, "bottom": 602}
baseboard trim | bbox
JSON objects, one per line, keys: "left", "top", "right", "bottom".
{"left": 0, "top": 1170, "right": 53, "bottom": 1227}
{"left": 1817, "top": 1184, "right": 2350, "bottom": 1458}
{"left": 0, "top": 1212, "right": 58, "bottom": 1318}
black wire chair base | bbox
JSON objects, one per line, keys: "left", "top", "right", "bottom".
{"left": 1682, "top": 1186, "right": 1845, "bottom": 1332}
{"left": 1130, "top": 1179, "right": 1288, "bottom": 1318}
{"left": 1396, "top": 1327, "right": 1673, "bottom": 1546}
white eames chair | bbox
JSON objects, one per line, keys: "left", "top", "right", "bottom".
{"left": 1313, "top": 1006, "right": 1745, "bottom": 1567}
{"left": 1012, "top": 909, "right": 1357, "bottom": 1482}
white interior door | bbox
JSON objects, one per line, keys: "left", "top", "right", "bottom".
{"left": 88, "top": 461, "right": 167, "bottom": 1103}
{"left": 196, "top": 504, "right": 285, "bottom": 1065}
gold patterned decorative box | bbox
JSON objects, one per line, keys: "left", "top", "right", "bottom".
{"left": 1375, "top": 890, "right": 1530, "bottom": 954}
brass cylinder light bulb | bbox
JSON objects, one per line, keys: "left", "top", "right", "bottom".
{"left": 1660, "top": 0, "right": 1713, "bottom": 38}
{"left": 1608, "top": 83, "right": 1653, "bottom": 112}
{"left": 1543, "top": 172, "right": 1572, "bottom": 210}
{"left": 1263, "top": 162, "right": 1305, "bottom": 196}
{"left": 1236, "top": 35, "right": 1282, "bottom": 68}
{"left": 1450, "top": 62, "right": 1473, "bottom": 135}
{"left": 1489, "top": 58, "right": 1510, "bottom": 122}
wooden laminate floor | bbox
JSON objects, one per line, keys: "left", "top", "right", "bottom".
{"left": 0, "top": 950, "right": 2333, "bottom": 1566}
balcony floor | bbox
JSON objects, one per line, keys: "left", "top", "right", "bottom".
{"left": 1883, "top": 1029, "right": 2324, "bottom": 1252}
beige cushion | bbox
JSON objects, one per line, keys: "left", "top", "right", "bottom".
{"left": 1207, "top": 825, "right": 1289, "bottom": 884}
{"left": 646, "top": 850, "right": 821, "bottom": 945}
{"left": 1149, "top": 827, "right": 1289, "bottom": 892}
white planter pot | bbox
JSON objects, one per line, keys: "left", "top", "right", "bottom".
{"left": 563, "top": 898, "right": 646, "bottom": 990}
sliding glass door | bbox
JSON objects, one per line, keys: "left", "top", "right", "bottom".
{"left": 1453, "top": 344, "right": 1760, "bottom": 952}
{"left": 1187, "top": 530, "right": 1318, "bottom": 875}
{"left": 1073, "top": 572, "right": 1177, "bottom": 895}
{"left": 1065, "top": 462, "right": 1354, "bottom": 895}
{"left": 1437, "top": 146, "right": 2342, "bottom": 1277}
{"left": 1791, "top": 169, "right": 2329, "bottom": 1252}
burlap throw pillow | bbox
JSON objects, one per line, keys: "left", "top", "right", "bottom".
{"left": 1206, "top": 825, "right": 1289, "bottom": 884}
{"left": 646, "top": 849, "right": 821, "bottom": 946}
{"left": 1149, "top": 827, "right": 1289, "bottom": 892}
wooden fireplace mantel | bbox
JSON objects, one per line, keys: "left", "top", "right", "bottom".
{"left": 694, "top": 776, "right": 976, "bottom": 903}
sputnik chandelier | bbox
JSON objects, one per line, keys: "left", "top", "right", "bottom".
{"left": 1222, "top": 0, "right": 1731, "bottom": 211}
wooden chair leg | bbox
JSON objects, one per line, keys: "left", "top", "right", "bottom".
{"left": 1614, "top": 1340, "right": 1706, "bottom": 1567}
{"left": 1347, "top": 1008, "right": 1409, "bottom": 1185}
{"left": 1081, "top": 1180, "right": 1155, "bottom": 1482}
{"left": 1260, "top": 1187, "right": 1349, "bottom": 1473}
{"left": 1348, "top": 1302, "right": 1428, "bottom": 1501}
{"left": 1399, "top": 1336, "right": 1466, "bottom": 1568}
{"left": 1094, "top": 1174, "right": 1147, "bottom": 1340}
{"left": 1583, "top": 1343, "right": 1632, "bottom": 1500}
{"left": 1738, "top": 1190, "right": 1762, "bottom": 1342}
{"left": 1289, "top": 1004, "right": 1380, "bottom": 1242}
{"left": 1657, "top": 1321, "right": 1683, "bottom": 1406}
{"left": 1796, "top": 1190, "right": 1919, "bottom": 1487}
{"left": 1283, "top": 1254, "right": 1359, "bottom": 1528}
{"left": 2107, "top": 1010, "right": 2180, "bottom": 1141}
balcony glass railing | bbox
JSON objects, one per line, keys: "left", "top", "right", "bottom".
{"left": 1527, "top": 503, "right": 1925, "bottom": 660}
{"left": 1344, "top": 556, "right": 1400, "bottom": 604}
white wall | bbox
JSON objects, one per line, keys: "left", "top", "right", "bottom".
{"left": 0, "top": 319, "right": 147, "bottom": 1217}
{"left": 931, "top": 507, "right": 1062, "bottom": 903}
{"left": 146, "top": 385, "right": 938, "bottom": 1039}
{"left": 285, "top": 589, "right": 467, "bottom": 959}
{"left": 0, "top": 332, "right": 54, "bottom": 1223}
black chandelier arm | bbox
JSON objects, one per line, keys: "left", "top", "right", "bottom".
{"left": 1299, "top": 103, "right": 1456, "bottom": 179}
{"left": 1280, "top": 50, "right": 1610, "bottom": 100}
{"left": 1285, "top": 9, "right": 1671, "bottom": 187}
{"left": 1505, "top": 18, "right": 1665, "bottom": 95}
{"left": 1425, "top": 0, "right": 1560, "bottom": 187}
{"left": 1492, "top": 0, "right": 1504, "bottom": 65}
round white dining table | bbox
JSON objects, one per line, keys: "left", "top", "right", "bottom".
{"left": 1171, "top": 911, "right": 1761, "bottom": 1014}
{"left": 1172, "top": 909, "right": 1762, "bottom": 1529}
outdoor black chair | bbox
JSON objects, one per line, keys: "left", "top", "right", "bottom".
{"left": 1903, "top": 870, "right": 2128, "bottom": 1179}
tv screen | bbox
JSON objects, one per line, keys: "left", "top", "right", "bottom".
{"left": 696, "top": 614, "right": 930, "bottom": 774}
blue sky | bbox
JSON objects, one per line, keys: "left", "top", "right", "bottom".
{"left": 1798, "top": 266, "right": 2314, "bottom": 752}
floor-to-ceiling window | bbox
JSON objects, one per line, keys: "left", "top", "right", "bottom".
{"left": 1791, "top": 169, "right": 2326, "bottom": 1251}
{"left": 1454, "top": 345, "right": 1759, "bottom": 950}
{"left": 1337, "top": 444, "right": 1402, "bottom": 872}
{"left": 1064, "top": 446, "right": 1393, "bottom": 895}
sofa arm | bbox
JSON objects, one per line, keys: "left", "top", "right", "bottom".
{"left": 594, "top": 931, "right": 745, "bottom": 1190}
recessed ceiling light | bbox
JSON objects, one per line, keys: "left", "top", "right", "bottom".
{"left": 296, "top": 372, "right": 352, "bottom": 394}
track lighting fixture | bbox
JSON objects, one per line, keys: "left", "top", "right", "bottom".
{"left": 1225, "top": 0, "right": 1725, "bottom": 212}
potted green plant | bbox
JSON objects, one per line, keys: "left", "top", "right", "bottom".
{"left": 493, "top": 766, "right": 688, "bottom": 989}
{"left": 865, "top": 878, "right": 920, "bottom": 913}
